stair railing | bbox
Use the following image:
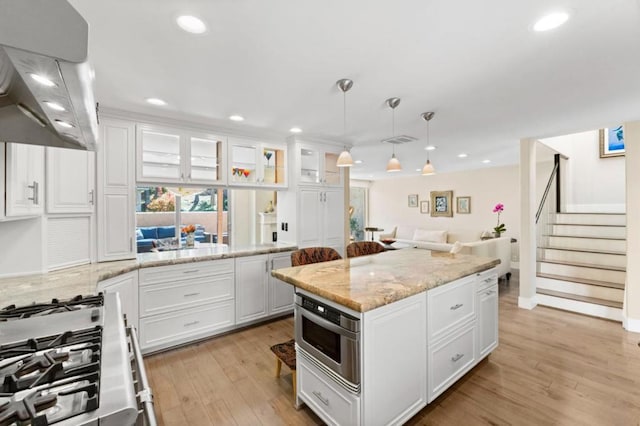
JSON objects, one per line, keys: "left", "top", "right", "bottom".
{"left": 536, "top": 154, "right": 560, "bottom": 224}
{"left": 535, "top": 154, "right": 561, "bottom": 261}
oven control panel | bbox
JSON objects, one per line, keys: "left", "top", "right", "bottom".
{"left": 301, "top": 297, "right": 341, "bottom": 325}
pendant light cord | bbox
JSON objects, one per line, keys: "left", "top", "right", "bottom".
{"left": 426, "top": 119, "right": 430, "bottom": 161}
{"left": 392, "top": 108, "right": 396, "bottom": 155}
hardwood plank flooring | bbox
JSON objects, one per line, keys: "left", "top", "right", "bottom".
{"left": 145, "top": 273, "right": 640, "bottom": 425}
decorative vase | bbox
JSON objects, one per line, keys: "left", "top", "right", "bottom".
{"left": 186, "top": 232, "right": 195, "bottom": 248}
{"left": 493, "top": 231, "right": 501, "bottom": 238}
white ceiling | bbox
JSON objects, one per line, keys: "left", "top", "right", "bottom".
{"left": 69, "top": 0, "right": 640, "bottom": 180}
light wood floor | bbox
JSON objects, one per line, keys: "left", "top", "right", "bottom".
{"left": 145, "top": 274, "right": 640, "bottom": 425}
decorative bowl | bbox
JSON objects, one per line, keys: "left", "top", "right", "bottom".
{"left": 380, "top": 238, "right": 396, "bottom": 245}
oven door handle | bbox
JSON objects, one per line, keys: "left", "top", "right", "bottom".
{"left": 128, "top": 326, "right": 158, "bottom": 426}
{"left": 297, "top": 306, "right": 359, "bottom": 340}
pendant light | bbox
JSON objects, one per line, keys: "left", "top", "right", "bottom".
{"left": 385, "top": 97, "right": 402, "bottom": 172}
{"left": 421, "top": 112, "right": 436, "bottom": 175}
{"left": 336, "top": 79, "right": 354, "bottom": 167}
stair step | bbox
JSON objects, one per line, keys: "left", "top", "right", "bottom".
{"left": 549, "top": 224, "right": 626, "bottom": 239}
{"left": 538, "top": 249, "right": 626, "bottom": 268}
{"left": 543, "top": 234, "right": 626, "bottom": 241}
{"left": 553, "top": 213, "right": 626, "bottom": 226}
{"left": 550, "top": 223, "right": 626, "bottom": 227}
{"left": 543, "top": 236, "right": 626, "bottom": 253}
{"left": 536, "top": 288, "right": 623, "bottom": 309}
{"left": 537, "top": 258, "right": 625, "bottom": 272}
{"left": 536, "top": 272, "right": 625, "bottom": 290}
{"left": 539, "top": 245, "right": 625, "bottom": 255}
{"left": 537, "top": 261, "right": 626, "bottom": 284}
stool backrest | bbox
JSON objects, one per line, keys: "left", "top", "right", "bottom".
{"left": 346, "top": 241, "right": 385, "bottom": 258}
{"left": 291, "top": 247, "right": 342, "bottom": 266}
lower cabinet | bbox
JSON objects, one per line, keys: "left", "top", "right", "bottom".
{"left": 97, "top": 271, "right": 139, "bottom": 329}
{"left": 138, "top": 259, "right": 236, "bottom": 353}
{"left": 477, "top": 276, "right": 499, "bottom": 358}
{"left": 236, "top": 252, "right": 294, "bottom": 325}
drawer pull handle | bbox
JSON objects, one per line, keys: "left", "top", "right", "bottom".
{"left": 450, "top": 303, "right": 463, "bottom": 310}
{"left": 451, "top": 353, "right": 464, "bottom": 362}
{"left": 184, "top": 321, "right": 200, "bottom": 327}
{"left": 484, "top": 278, "right": 493, "bottom": 283}
{"left": 184, "top": 292, "right": 200, "bottom": 297}
{"left": 312, "top": 391, "right": 329, "bottom": 406}
{"left": 485, "top": 290, "right": 494, "bottom": 296}
{"left": 183, "top": 270, "right": 200, "bottom": 274}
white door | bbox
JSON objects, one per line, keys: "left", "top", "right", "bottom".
{"left": 46, "top": 148, "right": 95, "bottom": 214}
{"left": 299, "top": 189, "right": 322, "bottom": 247}
{"left": 97, "top": 271, "right": 139, "bottom": 329}
{"left": 478, "top": 285, "right": 499, "bottom": 358}
{"left": 6, "top": 143, "right": 44, "bottom": 217}
{"left": 98, "top": 119, "right": 136, "bottom": 261}
{"left": 269, "top": 253, "right": 294, "bottom": 314}
{"left": 235, "top": 255, "right": 269, "bottom": 324}
{"left": 323, "top": 189, "right": 344, "bottom": 249}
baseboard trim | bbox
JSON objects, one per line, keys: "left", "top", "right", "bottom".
{"left": 622, "top": 314, "right": 640, "bottom": 333}
{"left": 518, "top": 296, "right": 537, "bottom": 310}
{"left": 537, "top": 294, "right": 622, "bottom": 322}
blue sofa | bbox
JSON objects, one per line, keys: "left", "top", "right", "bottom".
{"left": 136, "top": 225, "right": 206, "bottom": 252}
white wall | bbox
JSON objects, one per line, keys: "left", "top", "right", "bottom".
{"left": 541, "top": 130, "right": 625, "bottom": 212}
{"left": 0, "top": 218, "right": 45, "bottom": 277}
{"left": 369, "top": 165, "right": 520, "bottom": 241}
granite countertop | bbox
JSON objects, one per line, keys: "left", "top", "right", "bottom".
{"left": 0, "top": 242, "right": 297, "bottom": 307}
{"left": 271, "top": 248, "right": 500, "bottom": 312}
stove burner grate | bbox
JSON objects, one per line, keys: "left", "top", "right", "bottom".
{"left": 0, "top": 294, "right": 104, "bottom": 322}
{"left": 0, "top": 326, "right": 102, "bottom": 360}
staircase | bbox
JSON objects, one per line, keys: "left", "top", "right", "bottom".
{"left": 536, "top": 213, "right": 625, "bottom": 321}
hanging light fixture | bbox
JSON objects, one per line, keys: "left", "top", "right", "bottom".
{"left": 421, "top": 112, "right": 436, "bottom": 175}
{"left": 336, "top": 79, "right": 354, "bottom": 167}
{"left": 385, "top": 97, "right": 402, "bottom": 172}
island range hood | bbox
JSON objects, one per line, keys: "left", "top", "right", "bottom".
{"left": 0, "top": 0, "right": 98, "bottom": 151}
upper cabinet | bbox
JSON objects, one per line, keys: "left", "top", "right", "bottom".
{"left": 5, "top": 143, "right": 45, "bottom": 218}
{"left": 294, "top": 142, "right": 343, "bottom": 187}
{"left": 136, "top": 124, "right": 225, "bottom": 185}
{"left": 46, "top": 147, "right": 95, "bottom": 214}
{"left": 228, "top": 137, "right": 287, "bottom": 188}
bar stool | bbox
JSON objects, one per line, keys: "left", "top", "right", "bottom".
{"left": 270, "top": 339, "right": 297, "bottom": 399}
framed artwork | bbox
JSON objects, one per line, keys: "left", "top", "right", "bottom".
{"left": 420, "top": 200, "right": 429, "bottom": 214}
{"left": 456, "top": 196, "right": 471, "bottom": 214}
{"left": 408, "top": 194, "right": 418, "bottom": 208}
{"left": 600, "top": 126, "right": 624, "bottom": 158}
{"left": 430, "top": 191, "right": 453, "bottom": 217}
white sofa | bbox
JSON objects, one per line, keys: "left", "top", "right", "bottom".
{"left": 380, "top": 226, "right": 512, "bottom": 279}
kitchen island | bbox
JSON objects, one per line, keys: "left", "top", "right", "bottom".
{"left": 271, "top": 248, "right": 500, "bottom": 426}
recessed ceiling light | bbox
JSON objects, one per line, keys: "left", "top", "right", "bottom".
{"left": 533, "top": 12, "right": 569, "bottom": 32}
{"left": 290, "top": 127, "right": 302, "bottom": 133}
{"left": 44, "top": 101, "right": 65, "bottom": 112}
{"left": 415, "top": 168, "right": 421, "bottom": 172}
{"left": 425, "top": 145, "right": 436, "bottom": 151}
{"left": 229, "top": 115, "right": 244, "bottom": 122}
{"left": 55, "top": 119, "right": 74, "bottom": 128}
{"left": 458, "top": 153, "right": 468, "bottom": 158}
{"left": 176, "top": 15, "right": 207, "bottom": 34}
{"left": 29, "top": 73, "right": 56, "bottom": 87}
{"left": 354, "top": 160, "right": 363, "bottom": 164}
{"left": 146, "top": 98, "right": 167, "bottom": 106}
{"left": 482, "top": 159, "right": 491, "bottom": 164}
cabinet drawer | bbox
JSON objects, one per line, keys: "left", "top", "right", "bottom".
{"left": 139, "top": 273, "right": 233, "bottom": 318}
{"left": 476, "top": 268, "right": 498, "bottom": 291}
{"left": 139, "top": 301, "right": 235, "bottom": 353}
{"left": 428, "top": 276, "right": 475, "bottom": 341}
{"left": 139, "top": 259, "right": 234, "bottom": 286}
{"left": 428, "top": 323, "right": 476, "bottom": 402}
{"left": 299, "top": 354, "right": 360, "bottom": 426}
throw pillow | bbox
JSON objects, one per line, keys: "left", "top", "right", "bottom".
{"left": 413, "top": 229, "right": 448, "bottom": 243}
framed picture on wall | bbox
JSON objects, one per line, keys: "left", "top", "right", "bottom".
{"left": 430, "top": 190, "right": 453, "bottom": 217}
{"left": 456, "top": 196, "right": 471, "bottom": 214}
{"left": 600, "top": 126, "right": 624, "bottom": 158}
{"left": 420, "top": 200, "right": 429, "bottom": 214}
{"left": 408, "top": 194, "right": 418, "bottom": 208}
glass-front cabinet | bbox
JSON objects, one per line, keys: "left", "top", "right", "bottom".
{"left": 297, "top": 143, "right": 342, "bottom": 187}
{"left": 228, "top": 137, "right": 287, "bottom": 188}
{"left": 136, "top": 124, "right": 224, "bottom": 185}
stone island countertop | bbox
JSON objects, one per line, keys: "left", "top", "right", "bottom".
{"left": 0, "top": 242, "right": 297, "bottom": 307}
{"left": 271, "top": 248, "right": 500, "bottom": 312}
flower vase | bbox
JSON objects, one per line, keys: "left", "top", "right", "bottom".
{"left": 186, "top": 232, "right": 195, "bottom": 248}
{"left": 493, "top": 231, "right": 501, "bottom": 238}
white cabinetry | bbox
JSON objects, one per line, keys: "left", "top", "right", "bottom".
{"left": 138, "top": 259, "right": 235, "bottom": 353}
{"left": 228, "top": 137, "right": 287, "bottom": 188}
{"left": 46, "top": 147, "right": 95, "bottom": 214}
{"left": 295, "top": 142, "right": 342, "bottom": 187}
{"left": 236, "top": 252, "right": 294, "bottom": 325}
{"left": 136, "top": 124, "right": 225, "bottom": 185}
{"left": 297, "top": 188, "right": 344, "bottom": 254}
{"left": 5, "top": 143, "right": 44, "bottom": 217}
{"left": 97, "top": 118, "right": 136, "bottom": 261}
{"left": 476, "top": 269, "right": 499, "bottom": 358}
{"left": 97, "top": 271, "right": 139, "bottom": 329}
